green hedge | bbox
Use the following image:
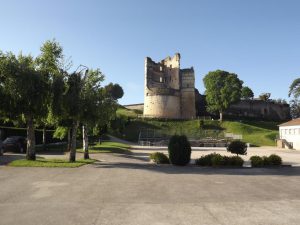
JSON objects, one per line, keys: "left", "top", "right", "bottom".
{"left": 250, "top": 154, "right": 282, "bottom": 167}
{"left": 195, "top": 153, "right": 244, "bottom": 167}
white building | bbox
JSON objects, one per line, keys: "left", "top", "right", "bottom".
{"left": 279, "top": 118, "right": 300, "bottom": 150}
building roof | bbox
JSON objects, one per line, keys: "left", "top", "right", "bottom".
{"left": 279, "top": 118, "right": 300, "bottom": 127}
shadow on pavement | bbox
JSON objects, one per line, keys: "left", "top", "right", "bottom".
{"left": 91, "top": 160, "right": 300, "bottom": 176}
{"left": 0, "top": 154, "right": 26, "bottom": 165}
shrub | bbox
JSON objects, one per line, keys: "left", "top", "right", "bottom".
{"left": 211, "top": 153, "right": 225, "bottom": 167}
{"left": 195, "top": 153, "right": 215, "bottom": 166}
{"left": 250, "top": 155, "right": 282, "bottom": 167}
{"left": 262, "top": 156, "right": 270, "bottom": 165}
{"left": 227, "top": 140, "right": 247, "bottom": 156}
{"left": 250, "top": 156, "right": 264, "bottom": 167}
{"left": 149, "top": 152, "right": 169, "bottom": 164}
{"left": 267, "top": 154, "right": 282, "bottom": 166}
{"left": 195, "top": 153, "right": 244, "bottom": 167}
{"left": 227, "top": 156, "right": 244, "bottom": 167}
{"left": 168, "top": 135, "right": 191, "bottom": 166}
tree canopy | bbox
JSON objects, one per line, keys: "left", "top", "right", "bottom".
{"left": 203, "top": 70, "right": 243, "bottom": 121}
{"left": 241, "top": 86, "right": 254, "bottom": 100}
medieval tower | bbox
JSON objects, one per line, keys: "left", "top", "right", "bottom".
{"left": 143, "top": 53, "right": 196, "bottom": 119}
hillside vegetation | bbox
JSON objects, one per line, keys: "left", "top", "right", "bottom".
{"left": 113, "top": 108, "right": 279, "bottom": 146}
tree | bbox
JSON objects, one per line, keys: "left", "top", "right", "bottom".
{"left": 105, "top": 83, "right": 124, "bottom": 100}
{"left": 289, "top": 78, "right": 300, "bottom": 98}
{"left": 80, "top": 69, "right": 105, "bottom": 159}
{"left": 0, "top": 52, "right": 49, "bottom": 160}
{"left": 290, "top": 98, "right": 300, "bottom": 119}
{"left": 241, "top": 86, "right": 254, "bottom": 100}
{"left": 289, "top": 78, "right": 300, "bottom": 119}
{"left": 36, "top": 39, "right": 68, "bottom": 150}
{"left": 203, "top": 70, "right": 243, "bottom": 121}
{"left": 259, "top": 93, "right": 271, "bottom": 101}
{"left": 227, "top": 140, "right": 247, "bottom": 156}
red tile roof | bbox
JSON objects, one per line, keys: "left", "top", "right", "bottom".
{"left": 279, "top": 118, "right": 300, "bottom": 127}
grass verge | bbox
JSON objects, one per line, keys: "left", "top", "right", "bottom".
{"left": 9, "top": 158, "right": 96, "bottom": 168}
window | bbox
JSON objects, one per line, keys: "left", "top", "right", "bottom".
{"left": 160, "top": 66, "right": 163, "bottom": 71}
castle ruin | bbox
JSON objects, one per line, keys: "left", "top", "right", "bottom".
{"left": 143, "top": 53, "right": 196, "bottom": 119}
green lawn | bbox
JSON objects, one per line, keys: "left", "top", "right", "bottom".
{"left": 77, "top": 141, "right": 131, "bottom": 154}
{"left": 9, "top": 158, "right": 96, "bottom": 168}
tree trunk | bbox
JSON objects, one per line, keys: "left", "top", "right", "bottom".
{"left": 42, "top": 127, "right": 46, "bottom": 151}
{"left": 219, "top": 111, "right": 223, "bottom": 122}
{"left": 82, "top": 124, "right": 89, "bottom": 159}
{"left": 67, "top": 128, "right": 71, "bottom": 151}
{"left": 69, "top": 120, "right": 79, "bottom": 162}
{"left": 26, "top": 115, "right": 36, "bottom": 160}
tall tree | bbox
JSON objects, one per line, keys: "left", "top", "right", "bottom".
{"left": 203, "top": 70, "right": 243, "bottom": 121}
{"left": 0, "top": 52, "right": 49, "bottom": 160}
{"left": 289, "top": 78, "right": 300, "bottom": 119}
{"left": 241, "top": 86, "right": 254, "bottom": 100}
{"left": 80, "top": 69, "right": 104, "bottom": 159}
{"left": 289, "top": 78, "right": 300, "bottom": 98}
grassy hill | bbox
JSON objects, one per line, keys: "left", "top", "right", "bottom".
{"left": 113, "top": 107, "right": 279, "bottom": 146}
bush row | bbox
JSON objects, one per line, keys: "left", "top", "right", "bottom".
{"left": 195, "top": 153, "right": 244, "bottom": 167}
{"left": 250, "top": 154, "right": 282, "bottom": 167}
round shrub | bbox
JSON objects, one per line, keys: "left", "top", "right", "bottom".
{"left": 168, "top": 135, "right": 191, "bottom": 166}
{"left": 227, "top": 140, "right": 247, "bottom": 156}
{"left": 250, "top": 156, "right": 264, "bottom": 167}
{"left": 268, "top": 154, "right": 282, "bottom": 166}
{"left": 149, "top": 152, "right": 169, "bottom": 164}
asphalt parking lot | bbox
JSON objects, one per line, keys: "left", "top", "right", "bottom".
{"left": 0, "top": 148, "right": 300, "bottom": 225}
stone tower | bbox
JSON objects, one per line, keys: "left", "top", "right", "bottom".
{"left": 143, "top": 53, "right": 196, "bottom": 119}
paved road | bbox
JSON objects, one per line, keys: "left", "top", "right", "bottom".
{"left": 1, "top": 150, "right": 300, "bottom": 225}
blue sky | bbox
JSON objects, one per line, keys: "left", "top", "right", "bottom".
{"left": 0, "top": 0, "right": 299, "bottom": 104}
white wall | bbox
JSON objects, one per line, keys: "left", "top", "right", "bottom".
{"left": 279, "top": 125, "right": 300, "bottom": 150}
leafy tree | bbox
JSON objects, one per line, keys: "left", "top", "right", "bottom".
{"left": 203, "top": 70, "right": 243, "bottom": 121}
{"left": 105, "top": 83, "right": 124, "bottom": 100}
{"left": 290, "top": 99, "right": 300, "bottom": 119}
{"left": 36, "top": 40, "right": 68, "bottom": 149}
{"left": 241, "top": 86, "right": 254, "bottom": 100}
{"left": 289, "top": 78, "right": 300, "bottom": 98}
{"left": 259, "top": 93, "right": 271, "bottom": 101}
{"left": 80, "top": 69, "right": 105, "bottom": 159}
{"left": 227, "top": 140, "right": 247, "bottom": 156}
{"left": 289, "top": 78, "right": 300, "bottom": 119}
{"left": 0, "top": 52, "right": 49, "bottom": 160}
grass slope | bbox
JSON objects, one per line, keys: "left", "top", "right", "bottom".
{"left": 77, "top": 141, "right": 131, "bottom": 154}
{"left": 114, "top": 107, "right": 279, "bottom": 146}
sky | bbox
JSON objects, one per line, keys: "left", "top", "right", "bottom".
{"left": 0, "top": 0, "right": 299, "bottom": 105}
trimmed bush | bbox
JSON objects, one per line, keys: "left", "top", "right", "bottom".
{"left": 195, "top": 153, "right": 215, "bottom": 166}
{"left": 268, "top": 154, "right": 282, "bottom": 166}
{"left": 211, "top": 153, "right": 225, "bottom": 167}
{"left": 250, "top": 154, "right": 282, "bottom": 167}
{"left": 195, "top": 153, "right": 244, "bottom": 167}
{"left": 250, "top": 156, "right": 264, "bottom": 167}
{"left": 149, "top": 152, "right": 169, "bottom": 164}
{"left": 227, "top": 156, "right": 244, "bottom": 167}
{"left": 168, "top": 135, "right": 191, "bottom": 166}
{"left": 227, "top": 140, "right": 247, "bottom": 156}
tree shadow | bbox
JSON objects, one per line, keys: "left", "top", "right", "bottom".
{"left": 0, "top": 154, "right": 26, "bottom": 165}
{"left": 91, "top": 160, "right": 300, "bottom": 176}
